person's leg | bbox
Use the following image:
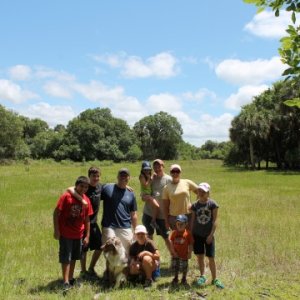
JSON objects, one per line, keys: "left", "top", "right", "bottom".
{"left": 116, "top": 228, "right": 133, "bottom": 257}
{"left": 141, "top": 255, "right": 156, "bottom": 280}
{"left": 197, "top": 254, "right": 205, "bottom": 276}
{"left": 142, "top": 213, "right": 154, "bottom": 239}
{"left": 69, "top": 260, "right": 76, "bottom": 281}
{"left": 80, "top": 251, "right": 87, "bottom": 272}
{"left": 89, "top": 250, "right": 101, "bottom": 270}
{"left": 181, "top": 259, "right": 188, "bottom": 283}
{"left": 171, "top": 257, "right": 179, "bottom": 283}
{"left": 208, "top": 257, "right": 216, "bottom": 280}
{"left": 61, "top": 263, "right": 70, "bottom": 283}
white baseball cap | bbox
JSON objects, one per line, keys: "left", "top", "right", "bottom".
{"left": 198, "top": 182, "right": 211, "bottom": 192}
{"left": 135, "top": 225, "right": 147, "bottom": 234}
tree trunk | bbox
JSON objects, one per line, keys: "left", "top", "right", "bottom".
{"left": 249, "top": 136, "right": 255, "bottom": 170}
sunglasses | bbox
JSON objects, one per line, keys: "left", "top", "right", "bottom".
{"left": 171, "top": 169, "right": 181, "bottom": 174}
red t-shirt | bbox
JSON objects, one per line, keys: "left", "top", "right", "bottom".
{"left": 170, "top": 229, "right": 194, "bottom": 260}
{"left": 56, "top": 192, "right": 93, "bottom": 239}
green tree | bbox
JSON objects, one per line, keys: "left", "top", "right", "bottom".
{"left": 133, "top": 111, "right": 183, "bottom": 160}
{"left": 0, "top": 105, "right": 25, "bottom": 159}
{"left": 244, "top": 0, "right": 300, "bottom": 107}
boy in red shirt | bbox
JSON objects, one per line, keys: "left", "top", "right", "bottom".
{"left": 53, "top": 176, "right": 93, "bottom": 292}
{"left": 169, "top": 214, "right": 193, "bottom": 285}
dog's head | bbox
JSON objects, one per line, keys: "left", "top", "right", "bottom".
{"left": 101, "top": 236, "right": 124, "bottom": 255}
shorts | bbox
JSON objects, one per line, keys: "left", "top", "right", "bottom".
{"left": 82, "top": 223, "right": 102, "bottom": 252}
{"left": 171, "top": 257, "right": 188, "bottom": 274}
{"left": 193, "top": 235, "right": 215, "bottom": 257}
{"left": 142, "top": 213, "right": 169, "bottom": 239}
{"left": 101, "top": 227, "right": 133, "bottom": 256}
{"left": 168, "top": 213, "right": 192, "bottom": 230}
{"left": 59, "top": 236, "right": 82, "bottom": 263}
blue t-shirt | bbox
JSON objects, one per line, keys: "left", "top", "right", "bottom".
{"left": 101, "top": 183, "right": 137, "bottom": 229}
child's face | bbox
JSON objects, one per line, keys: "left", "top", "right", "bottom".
{"left": 176, "top": 221, "right": 186, "bottom": 232}
{"left": 75, "top": 183, "right": 89, "bottom": 195}
{"left": 197, "top": 188, "right": 209, "bottom": 200}
{"left": 136, "top": 232, "right": 147, "bottom": 244}
{"left": 89, "top": 172, "right": 100, "bottom": 186}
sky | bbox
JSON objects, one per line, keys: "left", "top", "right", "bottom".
{"left": 0, "top": 0, "right": 293, "bottom": 146}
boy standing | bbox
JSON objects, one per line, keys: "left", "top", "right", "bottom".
{"left": 53, "top": 176, "right": 93, "bottom": 292}
{"left": 190, "top": 182, "right": 224, "bottom": 289}
{"left": 169, "top": 214, "right": 193, "bottom": 285}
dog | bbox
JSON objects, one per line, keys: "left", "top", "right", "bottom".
{"left": 101, "top": 236, "right": 128, "bottom": 288}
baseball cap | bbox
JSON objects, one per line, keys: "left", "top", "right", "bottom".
{"left": 176, "top": 214, "right": 188, "bottom": 223}
{"left": 141, "top": 161, "right": 152, "bottom": 170}
{"left": 198, "top": 182, "right": 210, "bottom": 192}
{"left": 170, "top": 164, "right": 182, "bottom": 172}
{"left": 135, "top": 225, "right": 148, "bottom": 234}
{"left": 118, "top": 168, "right": 130, "bottom": 176}
{"left": 153, "top": 159, "right": 164, "bottom": 166}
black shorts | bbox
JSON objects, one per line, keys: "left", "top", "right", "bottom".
{"left": 142, "top": 213, "right": 169, "bottom": 239}
{"left": 59, "top": 236, "right": 82, "bottom": 263}
{"left": 83, "top": 223, "right": 102, "bottom": 252}
{"left": 193, "top": 235, "right": 215, "bottom": 257}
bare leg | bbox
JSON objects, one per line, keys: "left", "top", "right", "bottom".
{"left": 80, "top": 252, "right": 87, "bottom": 272}
{"left": 197, "top": 254, "right": 205, "bottom": 276}
{"left": 89, "top": 250, "right": 101, "bottom": 271}
{"left": 142, "top": 256, "right": 156, "bottom": 280}
{"left": 69, "top": 260, "right": 76, "bottom": 280}
{"left": 208, "top": 257, "right": 217, "bottom": 280}
{"left": 62, "top": 263, "right": 70, "bottom": 283}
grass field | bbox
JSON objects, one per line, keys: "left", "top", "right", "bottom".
{"left": 0, "top": 159, "right": 299, "bottom": 300}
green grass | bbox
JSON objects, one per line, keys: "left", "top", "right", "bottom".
{"left": 0, "top": 159, "right": 299, "bottom": 299}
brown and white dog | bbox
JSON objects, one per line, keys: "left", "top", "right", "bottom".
{"left": 101, "top": 236, "right": 128, "bottom": 288}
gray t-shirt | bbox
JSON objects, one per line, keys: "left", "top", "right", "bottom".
{"left": 143, "top": 173, "right": 172, "bottom": 219}
{"left": 191, "top": 199, "right": 219, "bottom": 237}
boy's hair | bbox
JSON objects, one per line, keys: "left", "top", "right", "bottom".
{"left": 88, "top": 166, "right": 101, "bottom": 177}
{"left": 75, "top": 176, "right": 90, "bottom": 186}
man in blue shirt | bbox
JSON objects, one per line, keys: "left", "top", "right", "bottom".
{"left": 101, "top": 168, "right": 137, "bottom": 255}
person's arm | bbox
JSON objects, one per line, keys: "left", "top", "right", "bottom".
{"left": 206, "top": 207, "right": 218, "bottom": 244}
{"left": 83, "top": 215, "right": 90, "bottom": 246}
{"left": 53, "top": 207, "right": 60, "bottom": 240}
{"left": 168, "top": 234, "right": 178, "bottom": 257}
{"left": 130, "top": 211, "right": 138, "bottom": 230}
{"left": 163, "top": 198, "right": 170, "bottom": 229}
{"left": 67, "top": 186, "right": 88, "bottom": 206}
{"left": 138, "top": 249, "right": 160, "bottom": 261}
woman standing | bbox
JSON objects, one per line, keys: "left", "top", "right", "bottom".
{"left": 162, "top": 164, "right": 198, "bottom": 230}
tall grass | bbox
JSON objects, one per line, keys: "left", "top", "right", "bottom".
{"left": 0, "top": 160, "right": 299, "bottom": 299}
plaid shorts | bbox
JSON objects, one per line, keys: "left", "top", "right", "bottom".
{"left": 171, "top": 257, "right": 188, "bottom": 274}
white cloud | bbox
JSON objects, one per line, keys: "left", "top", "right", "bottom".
{"left": 22, "top": 102, "right": 76, "bottom": 126}
{"left": 182, "top": 88, "right": 217, "bottom": 102}
{"left": 0, "top": 79, "right": 38, "bottom": 103}
{"left": 225, "top": 84, "right": 268, "bottom": 110}
{"left": 72, "top": 81, "right": 125, "bottom": 103}
{"left": 43, "top": 81, "right": 72, "bottom": 99}
{"left": 244, "top": 10, "right": 298, "bottom": 39}
{"left": 34, "top": 67, "right": 75, "bottom": 82}
{"left": 215, "top": 56, "right": 285, "bottom": 85}
{"left": 9, "top": 65, "right": 32, "bottom": 80}
{"left": 174, "top": 111, "right": 233, "bottom": 146}
{"left": 146, "top": 93, "right": 181, "bottom": 112}
{"left": 94, "top": 51, "right": 179, "bottom": 79}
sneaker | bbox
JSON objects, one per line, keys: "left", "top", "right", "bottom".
{"left": 143, "top": 279, "right": 153, "bottom": 289}
{"left": 196, "top": 275, "right": 207, "bottom": 287}
{"left": 212, "top": 278, "right": 224, "bottom": 289}
{"left": 152, "top": 265, "right": 161, "bottom": 281}
{"left": 69, "top": 278, "right": 82, "bottom": 288}
{"left": 62, "top": 282, "right": 71, "bottom": 295}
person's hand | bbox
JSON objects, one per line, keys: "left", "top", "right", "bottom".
{"left": 165, "top": 221, "right": 170, "bottom": 231}
{"left": 83, "top": 236, "right": 89, "bottom": 247}
{"left": 171, "top": 251, "right": 178, "bottom": 258}
{"left": 206, "top": 235, "right": 213, "bottom": 244}
{"left": 54, "top": 230, "right": 60, "bottom": 240}
{"left": 187, "top": 251, "right": 192, "bottom": 259}
{"left": 81, "top": 199, "right": 88, "bottom": 207}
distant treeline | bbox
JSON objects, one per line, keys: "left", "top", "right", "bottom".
{"left": 1, "top": 79, "right": 299, "bottom": 169}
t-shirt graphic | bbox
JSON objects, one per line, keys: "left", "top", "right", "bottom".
{"left": 196, "top": 205, "right": 211, "bottom": 225}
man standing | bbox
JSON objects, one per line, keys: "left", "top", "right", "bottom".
{"left": 142, "top": 159, "right": 172, "bottom": 252}
{"left": 101, "top": 168, "right": 138, "bottom": 255}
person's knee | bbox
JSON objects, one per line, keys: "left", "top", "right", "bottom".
{"left": 141, "top": 255, "right": 153, "bottom": 266}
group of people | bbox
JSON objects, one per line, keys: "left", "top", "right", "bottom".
{"left": 53, "top": 159, "right": 224, "bottom": 293}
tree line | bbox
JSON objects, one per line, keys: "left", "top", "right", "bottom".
{"left": 1, "top": 78, "right": 299, "bottom": 168}
{"left": 0, "top": 105, "right": 231, "bottom": 162}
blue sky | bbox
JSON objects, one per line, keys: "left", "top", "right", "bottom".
{"left": 0, "top": 0, "right": 292, "bottom": 146}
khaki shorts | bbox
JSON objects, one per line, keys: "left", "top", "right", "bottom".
{"left": 102, "top": 227, "right": 133, "bottom": 256}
